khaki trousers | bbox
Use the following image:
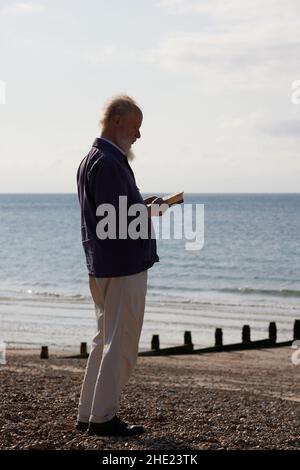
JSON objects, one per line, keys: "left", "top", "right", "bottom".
{"left": 77, "top": 270, "right": 148, "bottom": 423}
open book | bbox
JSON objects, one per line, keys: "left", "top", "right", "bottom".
{"left": 162, "top": 191, "right": 184, "bottom": 207}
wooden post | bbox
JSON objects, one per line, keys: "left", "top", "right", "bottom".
{"left": 215, "top": 328, "right": 223, "bottom": 347}
{"left": 40, "top": 346, "right": 48, "bottom": 359}
{"left": 80, "top": 342, "right": 87, "bottom": 357}
{"left": 294, "top": 320, "right": 300, "bottom": 340}
{"left": 151, "top": 334, "right": 160, "bottom": 351}
{"left": 242, "top": 325, "right": 251, "bottom": 343}
{"left": 269, "top": 322, "right": 277, "bottom": 343}
{"left": 184, "top": 331, "right": 192, "bottom": 346}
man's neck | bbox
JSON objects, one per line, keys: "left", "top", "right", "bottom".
{"left": 100, "top": 134, "right": 126, "bottom": 156}
{"left": 100, "top": 131, "right": 118, "bottom": 146}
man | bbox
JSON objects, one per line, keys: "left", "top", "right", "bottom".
{"left": 76, "top": 95, "right": 162, "bottom": 437}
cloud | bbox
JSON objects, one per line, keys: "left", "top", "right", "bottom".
{"left": 157, "top": 0, "right": 299, "bottom": 23}
{"left": 0, "top": 2, "right": 46, "bottom": 16}
{"left": 154, "top": 0, "right": 300, "bottom": 88}
{"left": 65, "top": 44, "right": 156, "bottom": 67}
{"left": 155, "top": 29, "right": 299, "bottom": 73}
{"left": 72, "top": 0, "right": 300, "bottom": 92}
{"left": 72, "top": 26, "right": 299, "bottom": 90}
{"left": 262, "top": 120, "right": 300, "bottom": 137}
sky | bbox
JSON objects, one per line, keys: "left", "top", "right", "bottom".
{"left": 0, "top": 0, "right": 299, "bottom": 193}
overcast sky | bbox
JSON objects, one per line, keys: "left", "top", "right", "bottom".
{"left": 0, "top": 0, "right": 299, "bottom": 193}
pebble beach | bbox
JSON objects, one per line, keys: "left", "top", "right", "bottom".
{"left": 0, "top": 346, "right": 299, "bottom": 450}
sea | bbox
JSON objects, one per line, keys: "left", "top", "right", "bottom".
{"left": 0, "top": 193, "right": 299, "bottom": 351}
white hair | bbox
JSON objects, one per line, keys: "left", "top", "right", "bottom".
{"left": 99, "top": 95, "right": 142, "bottom": 128}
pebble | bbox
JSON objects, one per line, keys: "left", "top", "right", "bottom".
{"left": 0, "top": 352, "right": 299, "bottom": 450}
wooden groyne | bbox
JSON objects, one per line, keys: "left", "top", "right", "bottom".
{"left": 40, "top": 342, "right": 89, "bottom": 360}
{"left": 39, "top": 321, "right": 300, "bottom": 359}
{"left": 138, "top": 319, "right": 300, "bottom": 357}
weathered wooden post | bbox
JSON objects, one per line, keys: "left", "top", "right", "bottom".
{"left": 184, "top": 331, "right": 192, "bottom": 346}
{"left": 242, "top": 325, "right": 251, "bottom": 343}
{"left": 40, "top": 346, "right": 49, "bottom": 359}
{"left": 269, "top": 322, "right": 277, "bottom": 343}
{"left": 294, "top": 320, "right": 300, "bottom": 340}
{"left": 80, "top": 342, "right": 87, "bottom": 357}
{"left": 151, "top": 334, "right": 160, "bottom": 351}
{"left": 215, "top": 328, "right": 223, "bottom": 347}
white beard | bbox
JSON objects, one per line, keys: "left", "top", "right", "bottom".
{"left": 126, "top": 148, "right": 136, "bottom": 161}
{"left": 116, "top": 133, "right": 136, "bottom": 161}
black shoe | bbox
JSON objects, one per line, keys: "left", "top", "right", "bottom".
{"left": 88, "top": 416, "right": 145, "bottom": 437}
{"left": 76, "top": 421, "right": 89, "bottom": 431}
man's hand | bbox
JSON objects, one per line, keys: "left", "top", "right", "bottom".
{"left": 143, "top": 195, "right": 158, "bottom": 205}
{"left": 151, "top": 197, "right": 165, "bottom": 206}
{"left": 146, "top": 197, "right": 169, "bottom": 217}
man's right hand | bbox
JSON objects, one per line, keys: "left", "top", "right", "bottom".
{"left": 143, "top": 195, "right": 158, "bottom": 205}
{"left": 147, "top": 197, "right": 169, "bottom": 217}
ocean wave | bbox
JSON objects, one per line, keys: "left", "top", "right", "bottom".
{"left": 216, "top": 287, "right": 300, "bottom": 298}
{"left": 1, "top": 284, "right": 300, "bottom": 306}
{"left": 0, "top": 288, "right": 90, "bottom": 303}
{"left": 27, "top": 291, "right": 88, "bottom": 300}
{"left": 148, "top": 285, "right": 300, "bottom": 298}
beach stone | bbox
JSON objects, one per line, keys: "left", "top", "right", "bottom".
{"left": 0, "top": 348, "right": 299, "bottom": 450}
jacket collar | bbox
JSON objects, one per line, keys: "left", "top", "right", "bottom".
{"left": 92, "top": 137, "right": 127, "bottom": 163}
{"left": 92, "top": 137, "right": 136, "bottom": 182}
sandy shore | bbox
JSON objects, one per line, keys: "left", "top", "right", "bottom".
{"left": 0, "top": 346, "right": 299, "bottom": 450}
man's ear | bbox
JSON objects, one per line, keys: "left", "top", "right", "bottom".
{"left": 113, "top": 114, "right": 121, "bottom": 126}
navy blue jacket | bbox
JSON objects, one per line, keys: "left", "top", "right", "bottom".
{"left": 77, "top": 138, "right": 159, "bottom": 277}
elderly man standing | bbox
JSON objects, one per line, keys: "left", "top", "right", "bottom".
{"left": 76, "top": 95, "right": 160, "bottom": 437}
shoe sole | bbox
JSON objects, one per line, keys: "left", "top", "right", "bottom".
{"left": 88, "top": 429, "right": 144, "bottom": 437}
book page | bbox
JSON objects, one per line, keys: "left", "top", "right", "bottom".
{"left": 162, "top": 191, "right": 184, "bottom": 206}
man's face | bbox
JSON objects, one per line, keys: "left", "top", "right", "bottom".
{"left": 115, "top": 111, "right": 143, "bottom": 156}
